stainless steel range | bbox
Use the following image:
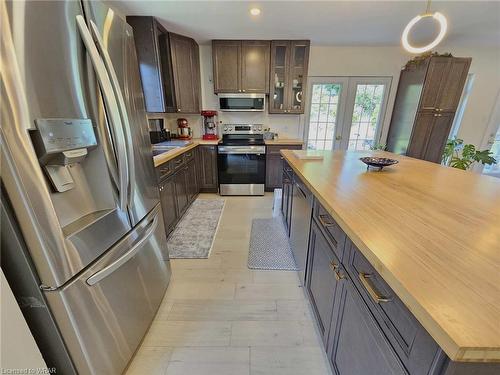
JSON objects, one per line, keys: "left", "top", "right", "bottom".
{"left": 218, "top": 124, "right": 266, "bottom": 195}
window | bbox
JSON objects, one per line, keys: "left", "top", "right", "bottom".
{"left": 305, "top": 77, "right": 391, "bottom": 151}
{"left": 307, "top": 83, "right": 343, "bottom": 150}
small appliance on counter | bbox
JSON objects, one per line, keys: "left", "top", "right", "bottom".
{"left": 177, "top": 118, "right": 192, "bottom": 140}
{"left": 201, "top": 110, "right": 219, "bottom": 140}
{"left": 148, "top": 118, "right": 171, "bottom": 144}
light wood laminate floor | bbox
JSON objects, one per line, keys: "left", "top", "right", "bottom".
{"left": 125, "top": 193, "right": 332, "bottom": 375}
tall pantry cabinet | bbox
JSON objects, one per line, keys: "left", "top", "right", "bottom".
{"left": 386, "top": 55, "right": 471, "bottom": 163}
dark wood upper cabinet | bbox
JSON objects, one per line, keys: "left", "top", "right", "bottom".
{"left": 386, "top": 55, "right": 471, "bottom": 163}
{"left": 170, "top": 33, "right": 201, "bottom": 114}
{"left": 212, "top": 40, "right": 241, "bottom": 93}
{"left": 269, "top": 40, "right": 310, "bottom": 114}
{"left": 212, "top": 40, "right": 270, "bottom": 94}
{"left": 127, "top": 16, "right": 201, "bottom": 114}
{"left": 241, "top": 41, "right": 270, "bottom": 93}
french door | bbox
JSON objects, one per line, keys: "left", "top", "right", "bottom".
{"left": 305, "top": 77, "right": 391, "bottom": 151}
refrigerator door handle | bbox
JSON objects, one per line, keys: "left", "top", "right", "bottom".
{"left": 75, "top": 15, "right": 129, "bottom": 212}
{"left": 86, "top": 212, "right": 159, "bottom": 286}
{"left": 88, "top": 19, "right": 135, "bottom": 208}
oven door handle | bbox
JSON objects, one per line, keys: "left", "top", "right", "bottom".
{"left": 218, "top": 146, "right": 266, "bottom": 154}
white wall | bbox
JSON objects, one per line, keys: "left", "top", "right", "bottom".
{"left": 151, "top": 44, "right": 500, "bottom": 148}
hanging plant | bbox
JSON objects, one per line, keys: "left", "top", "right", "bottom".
{"left": 442, "top": 137, "right": 497, "bottom": 170}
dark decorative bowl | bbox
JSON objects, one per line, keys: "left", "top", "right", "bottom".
{"left": 360, "top": 157, "right": 399, "bottom": 171}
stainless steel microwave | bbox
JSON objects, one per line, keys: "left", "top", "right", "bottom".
{"left": 218, "top": 93, "right": 265, "bottom": 112}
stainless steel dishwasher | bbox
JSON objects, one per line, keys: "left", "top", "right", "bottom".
{"left": 290, "top": 175, "right": 313, "bottom": 284}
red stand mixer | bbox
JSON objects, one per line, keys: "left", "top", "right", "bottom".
{"left": 176, "top": 118, "right": 192, "bottom": 140}
{"left": 201, "top": 110, "right": 219, "bottom": 140}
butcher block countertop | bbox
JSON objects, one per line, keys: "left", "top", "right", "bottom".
{"left": 281, "top": 149, "right": 500, "bottom": 362}
{"left": 153, "top": 139, "right": 219, "bottom": 167}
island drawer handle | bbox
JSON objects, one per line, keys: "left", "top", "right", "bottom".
{"left": 329, "top": 261, "right": 339, "bottom": 271}
{"left": 358, "top": 273, "right": 392, "bottom": 303}
{"left": 318, "top": 214, "right": 336, "bottom": 228}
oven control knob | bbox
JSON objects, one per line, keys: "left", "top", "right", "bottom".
{"left": 224, "top": 126, "right": 228, "bottom": 131}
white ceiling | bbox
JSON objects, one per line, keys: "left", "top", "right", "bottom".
{"left": 108, "top": 0, "right": 500, "bottom": 47}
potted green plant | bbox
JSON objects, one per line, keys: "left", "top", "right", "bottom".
{"left": 442, "top": 137, "right": 497, "bottom": 170}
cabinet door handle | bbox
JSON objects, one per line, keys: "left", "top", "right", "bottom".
{"left": 329, "top": 261, "right": 339, "bottom": 271}
{"left": 242, "top": 89, "right": 246, "bottom": 92}
{"left": 318, "top": 214, "right": 336, "bottom": 228}
{"left": 334, "top": 270, "right": 345, "bottom": 281}
{"left": 177, "top": 108, "right": 181, "bottom": 112}
{"left": 358, "top": 273, "right": 392, "bottom": 303}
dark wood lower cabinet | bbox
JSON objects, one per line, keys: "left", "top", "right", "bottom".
{"left": 327, "top": 279, "right": 407, "bottom": 375}
{"left": 265, "top": 144, "right": 302, "bottom": 191}
{"left": 305, "top": 221, "right": 340, "bottom": 346}
{"left": 281, "top": 164, "right": 293, "bottom": 235}
{"left": 158, "top": 175, "right": 177, "bottom": 235}
{"left": 197, "top": 145, "right": 218, "bottom": 193}
{"left": 157, "top": 147, "right": 203, "bottom": 237}
{"left": 174, "top": 167, "right": 189, "bottom": 216}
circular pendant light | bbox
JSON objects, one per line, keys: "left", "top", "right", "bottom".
{"left": 401, "top": 0, "right": 448, "bottom": 54}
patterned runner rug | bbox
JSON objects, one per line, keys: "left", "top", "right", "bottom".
{"left": 167, "top": 198, "right": 225, "bottom": 259}
{"left": 247, "top": 217, "right": 298, "bottom": 271}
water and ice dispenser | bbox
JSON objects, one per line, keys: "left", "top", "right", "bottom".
{"left": 30, "top": 119, "right": 97, "bottom": 192}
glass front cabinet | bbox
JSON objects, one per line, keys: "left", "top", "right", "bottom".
{"left": 269, "top": 40, "right": 310, "bottom": 114}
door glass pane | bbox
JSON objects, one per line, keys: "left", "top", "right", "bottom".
{"left": 272, "top": 46, "right": 287, "bottom": 110}
{"left": 348, "top": 84, "right": 385, "bottom": 151}
{"left": 483, "top": 128, "right": 500, "bottom": 177}
{"left": 290, "top": 45, "right": 306, "bottom": 110}
{"left": 307, "top": 83, "right": 342, "bottom": 150}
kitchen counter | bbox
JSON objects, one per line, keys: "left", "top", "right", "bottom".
{"left": 281, "top": 149, "right": 500, "bottom": 362}
{"left": 265, "top": 138, "right": 303, "bottom": 145}
{"left": 153, "top": 139, "right": 220, "bottom": 167}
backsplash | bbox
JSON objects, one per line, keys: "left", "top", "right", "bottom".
{"left": 148, "top": 109, "right": 303, "bottom": 139}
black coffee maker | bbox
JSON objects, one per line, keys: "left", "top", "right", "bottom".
{"left": 149, "top": 119, "right": 171, "bottom": 144}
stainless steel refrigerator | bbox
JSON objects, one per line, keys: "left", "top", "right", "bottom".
{"left": 1, "top": 1, "right": 171, "bottom": 374}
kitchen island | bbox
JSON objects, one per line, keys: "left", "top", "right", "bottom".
{"left": 281, "top": 149, "right": 500, "bottom": 373}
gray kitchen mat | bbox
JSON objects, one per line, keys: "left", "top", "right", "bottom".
{"left": 248, "top": 218, "right": 299, "bottom": 271}
{"left": 167, "top": 198, "right": 225, "bottom": 259}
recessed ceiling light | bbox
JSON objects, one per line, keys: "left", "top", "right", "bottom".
{"left": 250, "top": 8, "right": 261, "bottom": 16}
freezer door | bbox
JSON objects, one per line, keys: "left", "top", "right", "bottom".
{"left": 84, "top": 1, "right": 160, "bottom": 226}
{"left": 44, "top": 204, "right": 170, "bottom": 375}
{"left": 1, "top": 0, "right": 132, "bottom": 288}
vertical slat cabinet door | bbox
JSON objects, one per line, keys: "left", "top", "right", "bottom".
{"left": 241, "top": 40, "right": 270, "bottom": 93}
{"left": 419, "top": 57, "right": 450, "bottom": 111}
{"left": 212, "top": 40, "right": 241, "bottom": 93}
{"left": 436, "top": 58, "right": 471, "bottom": 113}
{"left": 170, "top": 33, "right": 199, "bottom": 113}
{"left": 424, "top": 112, "right": 455, "bottom": 163}
{"left": 328, "top": 280, "right": 406, "bottom": 375}
{"left": 159, "top": 176, "right": 178, "bottom": 235}
{"left": 406, "top": 112, "right": 435, "bottom": 160}
{"left": 287, "top": 40, "right": 310, "bottom": 114}
{"left": 269, "top": 41, "right": 290, "bottom": 113}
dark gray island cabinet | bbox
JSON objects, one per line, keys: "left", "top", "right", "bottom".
{"left": 282, "top": 163, "right": 500, "bottom": 375}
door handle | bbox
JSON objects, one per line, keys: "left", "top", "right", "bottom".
{"left": 318, "top": 214, "right": 336, "bottom": 228}
{"left": 88, "top": 20, "right": 135, "bottom": 208}
{"left": 86, "top": 213, "right": 159, "bottom": 286}
{"left": 76, "top": 15, "right": 129, "bottom": 211}
{"left": 358, "top": 273, "right": 392, "bottom": 303}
